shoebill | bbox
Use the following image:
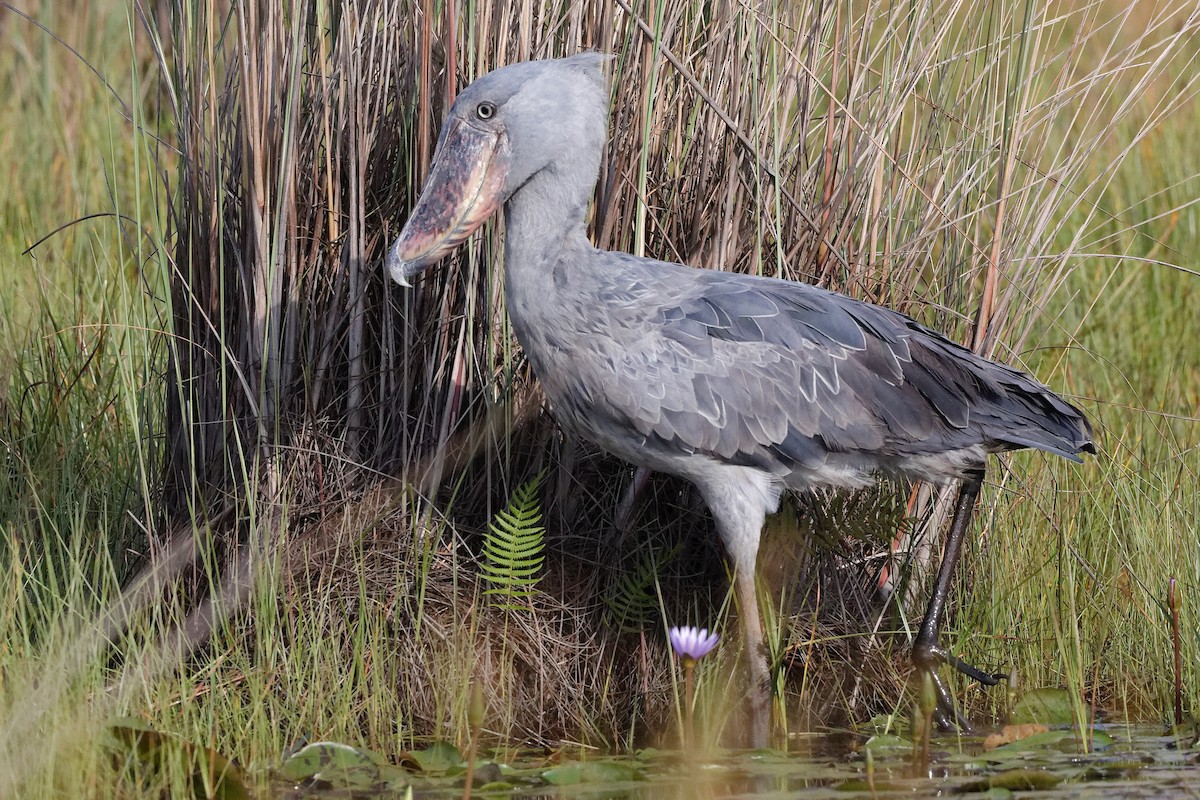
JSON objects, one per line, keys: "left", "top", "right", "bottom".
{"left": 384, "top": 54, "right": 1095, "bottom": 747}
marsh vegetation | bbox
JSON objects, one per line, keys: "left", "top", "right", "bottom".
{"left": 0, "top": 0, "right": 1198, "bottom": 795}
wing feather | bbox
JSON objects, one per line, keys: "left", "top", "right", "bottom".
{"left": 534, "top": 255, "right": 1092, "bottom": 485}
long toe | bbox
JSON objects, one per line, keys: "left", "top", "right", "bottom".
{"left": 912, "top": 637, "right": 1004, "bottom": 686}
{"left": 943, "top": 651, "right": 1006, "bottom": 686}
{"left": 916, "top": 666, "right": 974, "bottom": 734}
{"left": 912, "top": 644, "right": 1002, "bottom": 733}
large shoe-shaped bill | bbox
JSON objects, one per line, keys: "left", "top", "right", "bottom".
{"left": 386, "top": 118, "right": 510, "bottom": 286}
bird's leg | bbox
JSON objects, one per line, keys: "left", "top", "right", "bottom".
{"left": 613, "top": 467, "right": 652, "bottom": 535}
{"left": 703, "top": 478, "right": 776, "bottom": 748}
{"left": 734, "top": 564, "right": 771, "bottom": 749}
{"left": 911, "top": 475, "right": 1006, "bottom": 731}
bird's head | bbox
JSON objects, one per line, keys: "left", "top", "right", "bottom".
{"left": 386, "top": 53, "right": 611, "bottom": 286}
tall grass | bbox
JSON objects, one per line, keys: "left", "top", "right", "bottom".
{"left": 0, "top": 1, "right": 172, "bottom": 794}
{"left": 958, "top": 86, "right": 1200, "bottom": 719}
{"left": 0, "top": 0, "right": 1198, "bottom": 794}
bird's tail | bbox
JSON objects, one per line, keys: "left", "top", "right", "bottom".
{"left": 984, "top": 381, "right": 1096, "bottom": 461}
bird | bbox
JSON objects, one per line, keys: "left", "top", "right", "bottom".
{"left": 384, "top": 53, "right": 1095, "bottom": 748}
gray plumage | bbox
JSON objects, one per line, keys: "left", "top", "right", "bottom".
{"left": 386, "top": 53, "right": 1095, "bottom": 746}
{"left": 518, "top": 251, "right": 1091, "bottom": 487}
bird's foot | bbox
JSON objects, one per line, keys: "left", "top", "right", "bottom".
{"left": 912, "top": 641, "right": 1006, "bottom": 733}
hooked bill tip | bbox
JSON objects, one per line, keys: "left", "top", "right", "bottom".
{"left": 385, "top": 245, "right": 416, "bottom": 288}
{"left": 383, "top": 121, "right": 509, "bottom": 288}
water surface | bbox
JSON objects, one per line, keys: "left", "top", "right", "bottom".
{"left": 273, "top": 724, "right": 1200, "bottom": 798}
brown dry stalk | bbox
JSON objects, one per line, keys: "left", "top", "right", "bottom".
{"left": 113, "top": 0, "right": 1200, "bottom": 740}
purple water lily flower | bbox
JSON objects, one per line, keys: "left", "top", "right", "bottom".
{"left": 671, "top": 625, "right": 719, "bottom": 747}
{"left": 669, "top": 626, "right": 720, "bottom": 662}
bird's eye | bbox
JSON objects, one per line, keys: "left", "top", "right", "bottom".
{"left": 476, "top": 101, "right": 496, "bottom": 120}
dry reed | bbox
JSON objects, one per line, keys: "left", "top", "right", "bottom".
{"left": 134, "top": 0, "right": 1200, "bottom": 743}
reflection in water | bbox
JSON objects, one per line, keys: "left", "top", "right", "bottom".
{"left": 271, "top": 725, "right": 1198, "bottom": 798}
{"left": 547, "top": 726, "right": 1197, "bottom": 799}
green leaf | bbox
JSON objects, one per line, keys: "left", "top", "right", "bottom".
{"left": 280, "top": 741, "right": 409, "bottom": 791}
{"left": 399, "top": 740, "right": 464, "bottom": 773}
{"left": 959, "top": 768, "right": 1061, "bottom": 792}
{"left": 861, "top": 734, "right": 913, "bottom": 758}
{"left": 479, "top": 472, "right": 547, "bottom": 609}
{"left": 984, "top": 729, "right": 1081, "bottom": 756}
{"left": 542, "top": 760, "right": 641, "bottom": 785}
{"left": 1011, "top": 688, "right": 1077, "bottom": 725}
{"left": 602, "top": 542, "right": 682, "bottom": 632}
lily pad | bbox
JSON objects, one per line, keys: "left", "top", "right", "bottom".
{"left": 399, "top": 740, "right": 464, "bottom": 773}
{"left": 1080, "top": 753, "right": 1154, "bottom": 780}
{"left": 1011, "top": 688, "right": 1077, "bottom": 725}
{"left": 861, "top": 734, "right": 913, "bottom": 758}
{"left": 542, "top": 760, "right": 641, "bottom": 785}
{"left": 983, "top": 726, "right": 1115, "bottom": 762}
{"left": 984, "top": 723, "right": 1050, "bottom": 750}
{"left": 279, "top": 740, "right": 409, "bottom": 790}
{"left": 985, "top": 729, "right": 1079, "bottom": 754}
{"left": 959, "top": 767, "right": 1061, "bottom": 791}
{"left": 475, "top": 782, "right": 517, "bottom": 795}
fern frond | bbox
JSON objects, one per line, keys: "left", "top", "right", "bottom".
{"left": 602, "top": 542, "right": 682, "bottom": 633}
{"left": 480, "top": 471, "right": 547, "bottom": 611}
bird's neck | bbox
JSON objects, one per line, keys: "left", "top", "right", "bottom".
{"left": 502, "top": 162, "right": 595, "bottom": 286}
